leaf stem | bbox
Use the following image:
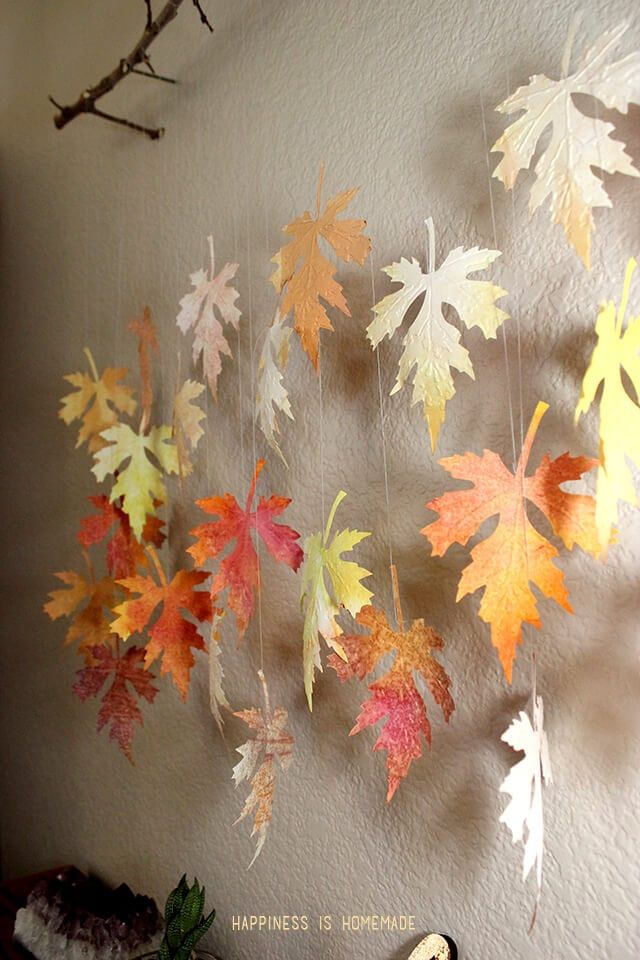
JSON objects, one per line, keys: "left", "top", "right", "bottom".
{"left": 146, "top": 544, "right": 168, "bottom": 586}
{"left": 616, "top": 257, "right": 637, "bottom": 336}
{"left": 83, "top": 347, "right": 99, "bottom": 381}
{"left": 518, "top": 401, "right": 549, "bottom": 476}
{"left": 424, "top": 217, "right": 435, "bottom": 274}
{"left": 315, "top": 163, "right": 326, "bottom": 218}
{"left": 390, "top": 563, "right": 404, "bottom": 633}
{"left": 323, "top": 490, "right": 346, "bottom": 544}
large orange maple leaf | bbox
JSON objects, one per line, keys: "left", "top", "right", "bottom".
{"left": 189, "top": 460, "right": 303, "bottom": 638}
{"left": 422, "top": 401, "right": 600, "bottom": 681}
{"left": 111, "top": 548, "right": 212, "bottom": 700}
{"left": 330, "top": 598, "right": 454, "bottom": 801}
{"left": 270, "top": 166, "right": 371, "bottom": 370}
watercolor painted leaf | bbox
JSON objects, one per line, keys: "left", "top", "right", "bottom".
{"left": 492, "top": 22, "right": 640, "bottom": 268}
{"left": 270, "top": 168, "right": 371, "bottom": 370}
{"left": 500, "top": 694, "right": 552, "bottom": 891}
{"left": 44, "top": 569, "right": 118, "bottom": 662}
{"left": 59, "top": 349, "right": 136, "bottom": 453}
{"left": 189, "top": 460, "right": 303, "bottom": 638}
{"left": 129, "top": 307, "right": 159, "bottom": 430}
{"left": 111, "top": 562, "right": 212, "bottom": 701}
{"left": 173, "top": 379, "right": 206, "bottom": 477}
{"left": 209, "top": 613, "right": 230, "bottom": 732}
{"left": 256, "top": 308, "right": 294, "bottom": 465}
{"left": 300, "top": 490, "right": 373, "bottom": 710}
{"left": 78, "top": 494, "right": 165, "bottom": 579}
{"left": 73, "top": 644, "right": 158, "bottom": 761}
{"left": 422, "top": 402, "right": 600, "bottom": 681}
{"left": 368, "top": 236, "right": 508, "bottom": 451}
{"left": 576, "top": 258, "right": 640, "bottom": 549}
{"left": 233, "top": 672, "right": 294, "bottom": 867}
{"left": 330, "top": 604, "right": 454, "bottom": 801}
{"left": 92, "top": 423, "right": 179, "bottom": 540}
{"left": 177, "top": 235, "right": 241, "bottom": 398}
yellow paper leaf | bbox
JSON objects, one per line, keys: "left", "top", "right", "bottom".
{"left": 576, "top": 258, "right": 640, "bottom": 549}
{"left": 300, "top": 490, "right": 373, "bottom": 710}
{"left": 92, "top": 423, "right": 179, "bottom": 539}
{"left": 368, "top": 225, "right": 508, "bottom": 450}
{"left": 492, "top": 22, "right": 640, "bottom": 268}
{"left": 59, "top": 348, "right": 136, "bottom": 452}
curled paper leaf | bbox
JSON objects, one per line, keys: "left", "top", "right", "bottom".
{"left": 368, "top": 219, "right": 508, "bottom": 449}
{"left": 177, "top": 235, "right": 241, "bottom": 398}
{"left": 576, "top": 258, "right": 640, "bottom": 550}
{"left": 492, "top": 21, "right": 640, "bottom": 268}
{"left": 422, "top": 402, "right": 600, "bottom": 680}
{"left": 300, "top": 490, "right": 373, "bottom": 710}
{"left": 256, "top": 308, "right": 294, "bottom": 465}
{"left": 233, "top": 670, "right": 294, "bottom": 867}
{"left": 271, "top": 165, "right": 371, "bottom": 370}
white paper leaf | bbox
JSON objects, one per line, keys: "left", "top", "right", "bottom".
{"left": 499, "top": 694, "right": 552, "bottom": 891}
{"left": 368, "top": 232, "right": 508, "bottom": 450}
{"left": 256, "top": 308, "right": 294, "bottom": 464}
{"left": 492, "top": 22, "right": 640, "bottom": 268}
{"left": 208, "top": 615, "right": 229, "bottom": 732}
{"left": 177, "top": 235, "right": 241, "bottom": 396}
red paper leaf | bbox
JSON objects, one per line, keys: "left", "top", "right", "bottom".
{"left": 189, "top": 460, "right": 303, "bottom": 637}
{"left": 73, "top": 644, "right": 158, "bottom": 761}
{"left": 78, "top": 495, "right": 165, "bottom": 580}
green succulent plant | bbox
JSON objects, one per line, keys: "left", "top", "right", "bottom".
{"left": 157, "top": 875, "right": 216, "bottom": 960}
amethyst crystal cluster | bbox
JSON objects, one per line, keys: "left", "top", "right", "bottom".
{"left": 14, "top": 867, "right": 164, "bottom": 960}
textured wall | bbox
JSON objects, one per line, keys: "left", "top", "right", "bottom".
{"left": 1, "top": 1, "right": 640, "bottom": 958}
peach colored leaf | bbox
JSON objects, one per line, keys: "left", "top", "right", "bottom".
{"left": 73, "top": 644, "right": 158, "bottom": 761}
{"left": 233, "top": 671, "right": 294, "bottom": 866}
{"left": 422, "top": 401, "right": 600, "bottom": 681}
{"left": 59, "top": 348, "right": 136, "bottom": 453}
{"left": 330, "top": 604, "right": 454, "bottom": 801}
{"left": 492, "top": 21, "right": 640, "bottom": 268}
{"left": 270, "top": 167, "right": 371, "bottom": 370}
{"left": 177, "top": 235, "right": 240, "bottom": 398}
{"left": 189, "top": 460, "right": 303, "bottom": 638}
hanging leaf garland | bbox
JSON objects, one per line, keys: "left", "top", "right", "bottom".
{"left": 270, "top": 165, "right": 371, "bottom": 370}
{"left": 576, "top": 257, "right": 640, "bottom": 551}
{"left": 189, "top": 459, "right": 303, "bottom": 638}
{"left": 492, "top": 21, "right": 640, "bottom": 269}
{"left": 368, "top": 218, "right": 509, "bottom": 450}
{"left": 422, "top": 401, "right": 601, "bottom": 680}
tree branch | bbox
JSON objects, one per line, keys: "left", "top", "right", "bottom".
{"left": 50, "top": 0, "right": 213, "bottom": 139}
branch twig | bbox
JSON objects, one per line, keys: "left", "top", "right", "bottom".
{"left": 49, "top": 0, "right": 213, "bottom": 140}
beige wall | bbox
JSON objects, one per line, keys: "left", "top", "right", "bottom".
{"left": 1, "top": 1, "right": 640, "bottom": 958}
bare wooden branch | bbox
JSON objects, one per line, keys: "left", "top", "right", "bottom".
{"left": 50, "top": 0, "right": 213, "bottom": 140}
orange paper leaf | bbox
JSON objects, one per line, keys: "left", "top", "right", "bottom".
{"left": 330, "top": 603, "right": 454, "bottom": 801}
{"left": 422, "top": 401, "right": 600, "bottom": 680}
{"left": 270, "top": 166, "right": 371, "bottom": 370}
{"left": 59, "top": 348, "right": 136, "bottom": 453}
{"left": 129, "top": 307, "right": 159, "bottom": 432}
{"left": 44, "top": 566, "right": 118, "bottom": 663}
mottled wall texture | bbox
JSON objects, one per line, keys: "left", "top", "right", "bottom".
{"left": 1, "top": 1, "right": 639, "bottom": 958}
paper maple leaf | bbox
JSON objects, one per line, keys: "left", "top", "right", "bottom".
{"left": 330, "top": 603, "right": 454, "bottom": 801}
{"left": 111, "top": 549, "right": 212, "bottom": 701}
{"left": 300, "top": 490, "right": 373, "bottom": 710}
{"left": 189, "top": 459, "right": 303, "bottom": 638}
{"left": 129, "top": 307, "right": 159, "bottom": 431}
{"left": 173, "top": 379, "right": 206, "bottom": 477}
{"left": 256, "top": 308, "right": 294, "bottom": 465}
{"left": 233, "top": 671, "right": 294, "bottom": 867}
{"left": 59, "top": 348, "right": 136, "bottom": 453}
{"left": 422, "top": 401, "right": 600, "bottom": 681}
{"left": 78, "top": 494, "right": 165, "bottom": 580}
{"left": 368, "top": 223, "right": 508, "bottom": 450}
{"left": 500, "top": 694, "right": 552, "bottom": 894}
{"left": 73, "top": 644, "right": 158, "bottom": 761}
{"left": 492, "top": 21, "right": 640, "bottom": 269}
{"left": 576, "top": 258, "right": 640, "bottom": 550}
{"left": 270, "top": 166, "right": 371, "bottom": 370}
{"left": 92, "top": 423, "right": 179, "bottom": 540}
{"left": 44, "top": 567, "right": 118, "bottom": 662}
{"left": 177, "top": 235, "right": 241, "bottom": 398}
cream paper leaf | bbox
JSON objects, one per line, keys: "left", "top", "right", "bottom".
{"left": 492, "top": 21, "right": 640, "bottom": 268}
{"left": 368, "top": 233, "right": 508, "bottom": 450}
{"left": 177, "top": 235, "right": 241, "bottom": 397}
{"left": 576, "top": 258, "right": 640, "bottom": 550}
{"left": 300, "top": 490, "right": 373, "bottom": 710}
{"left": 256, "top": 308, "right": 294, "bottom": 465}
{"left": 173, "top": 379, "right": 206, "bottom": 477}
{"left": 500, "top": 694, "right": 552, "bottom": 891}
{"left": 92, "top": 423, "right": 179, "bottom": 539}
{"left": 233, "top": 671, "right": 294, "bottom": 867}
{"left": 209, "top": 614, "right": 230, "bottom": 732}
